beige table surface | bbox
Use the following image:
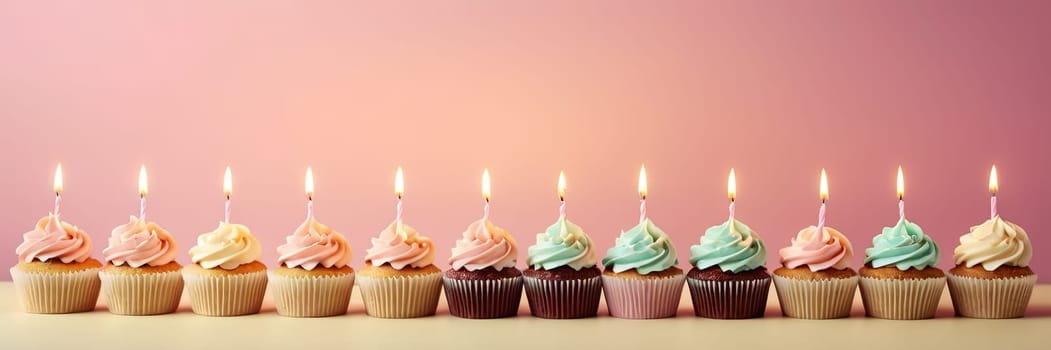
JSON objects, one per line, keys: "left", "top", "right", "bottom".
{"left": 2, "top": 282, "right": 1048, "bottom": 350}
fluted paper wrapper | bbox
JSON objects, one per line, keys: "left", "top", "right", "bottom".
{"left": 99, "top": 270, "right": 184, "bottom": 315}
{"left": 947, "top": 272, "right": 1037, "bottom": 319}
{"left": 10, "top": 266, "right": 101, "bottom": 314}
{"left": 523, "top": 276, "right": 602, "bottom": 319}
{"left": 357, "top": 272, "right": 442, "bottom": 318}
{"left": 601, "top": 274, "right": 685, "bottom": 319}
{"left": 772, "top": 274, "right": 858, "bottom": 319}
{"left": 859, "top": 276, "right": 944, "bottom": 320}
{"left": 182, "top": 270, "right": 267, "bottom": 316}
{"left": 687, "top": 276, "right": 770, "bottom": 319}
{"left": 268, "top": 271, "right": 355, "bottom": 317}
{"left": 443, "top": 276, "right": 523, "bottom": 319}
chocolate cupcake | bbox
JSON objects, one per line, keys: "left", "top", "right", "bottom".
{"left": 523, "top": 215, "right": 602, "bottom": 319}
{"left": 443, "top": 218, "right": 522, "bottom": 319}
{"left": 687, "top": 217, "right": 770, "bottom": 319}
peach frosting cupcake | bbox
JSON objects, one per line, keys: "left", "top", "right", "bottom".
{"left": 357, "top": 221, "right": 442, "bottom": 318}
{"left": 269, "top": 214, "right": 354, "bottom": 317}
{"left": 773, "top": 225, "right": 858, "bottom": 319}
{"left": 11, "top": 214, "right": 101, "bottom": 314}
{"left": 99, "top": 216, "right": 183, "bottom": 315}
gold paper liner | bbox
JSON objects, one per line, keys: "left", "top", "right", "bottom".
{"left": 858, "top": 276, "right": 944, "bottom": 320}
{"left": 268, "top": 271, "right": 355, "bottom": 317}
{"left": 99, "top": 269, "right": 184, "bottom": 315}
{"left": 182, "top": 269, "right": 268, "bottom": 316}
{"left": 356, "top": 272, "right": 443, "bottom": 318}
{"left": 10, "top": 266, "right": 101, "bottom": 314}
{"left": 772, "top": 274, "right": 858, "bottom": 319}
{"left": 601, "top": 273, "right": 685, "bottom": 319}
{"left": 947, "top": 272, "right": 1037, "bottom": 319}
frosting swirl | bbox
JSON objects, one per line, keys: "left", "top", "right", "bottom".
{"left": 448, "top": 219, "right": 518, "bottom": 271}
{"left": 602, "top": 218, "right": 679, "bottom": 275}
{"left": 864, "top": 218, "right": 939, "bottom": 270}
{"left": 102, "top": 216, "right": 178, "bottom": 267}
{"left": 364, "top": 221, "right": 435, "bottom": 269}
{"left": 779, "top": 226, "right": 854, "bottom": 272}
{"left": 276, "top": 215, "right": 352, "bottom": 270}
{"left": 16, "top": 214, "right": 93, "bottom": 264}
{"left": 689, "top": 218, "right": 767, "bottom": 273}
{"left": 527, "top": 215, "right": 598, "bottom": 271}
{"left": 954, "top": 216, "right": 1032, "bottom": 271}
{"left": 189, "top": 222, "right": 262, "bottom": 270}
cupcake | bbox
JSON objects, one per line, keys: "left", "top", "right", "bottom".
{"left": 859, "top": 218, "right": 944, "bottom": 319}
{"left": 523, "top": 215, "right": 601, "bottom": 319}
{"left": 358, "top": 221, "right": 442, "bottom": 318}
{"left": 687, "top": 217, "right": 769, "bottom": 319}
{"left": 182, "top": 222, "right": 267, "bottom": 316}
{"left": 444, "top": 218, "right": 522, "bottom": 319}
{"left": 773, "top": 226, "right": 857, "bottom": 319}
{"left": 11, "top": 214, "right": 101, "bottom": 314}
{"left": 270, "top": 214, "right": 354, "bottom": 317}
{"left": 601, "top": 218, "right": 684, "bottom": 319}
{"left": 99, "top": 216, "right": 183, "bottom": 315}
{"left": 947, "top": 216, "right": 1036, "bottom": 318}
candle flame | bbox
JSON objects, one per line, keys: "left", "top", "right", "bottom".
{"left": 557, "top": 170, "right": 566, "bottom": 200}
{"left": 896, "top": 166, "right": 904, "bottom": 200}
{"left": 820, "top": 169, "right": 829, "bottom": 202}
{"left": 395, "top": 167, "right": 405, "bottom": 198}
{"left": 305, "top": 167, "right": 314, "bottom": 199}
{"left": 638, "top": 165, "right": 648, "bottom": 200}
{"left": 53, "top": 163, "right": 63, "bottom": 194}
{"left": 989, "top": 165, "right": 998, "bottom": 195}
{"left": 727, "top": 168, "right": 737, "bottom": 201}
{"left": 223, "top": 166, "right": 233, "bottom": 197}
{"left": 482, "top": 168, "right": 491, "bottom": 201}
{"left": 138, "top": 165, "right": 148, "bottom": 196}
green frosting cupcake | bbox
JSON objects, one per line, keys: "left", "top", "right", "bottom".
{"left": 527, "top": 216, "right": 598, "bottom": 271}
{"left": 864, "top": 218, "right": 940, "bottom": 270}
{"left": 602, "top": 218, "right": 678, "bottom": 275}
{"left": 689, "top": 218, "right": 767, "bottom": 273}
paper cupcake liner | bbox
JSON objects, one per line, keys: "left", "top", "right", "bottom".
{"left": 859, "top": 276, "right": 945, "bottom": 320}
{"left": 772, "top": 274, "right": 858, "bottom": 319}
{"left": 10, "top": 266, "right": 101, "bottom": 314}
{"left": 947, "top": 272, "right": 1037, "bottom": 319}
{"left": 686, "top": 276, "right": 770, "bottom": 319}
{"left": 443, "top": 275, "right": 524, "bottom": 319}
{"left": 523, "top": 275, "right": 602, "bottom": 319}
{"left": 268, "top": 271, "right": 355, "bottom": 317}
{"left": 182, "top": 269, "right": 268, "bottom": 316}
{"left": 601, "top": 273, "right": 685, "bottom": 319}
{"left": 99, "top": 269, "right": 184, "bottom": 315}
{"left": 356, "top": 272, "right": 443, "bottom": 318}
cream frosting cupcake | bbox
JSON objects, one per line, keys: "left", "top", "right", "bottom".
{"left": 357, "top": 221, "right": 442, "bottom": 318}
{"left": 182, "top": 222, "right": 267, "bottom": 316}
{"left": 99, "top": 216, "right": 183, "bottom": 315}
{"left": 269, "top": 214, "right": 354, "bottom": 317}
{"left": 947, "top": 216, "right": 1036, "bottom": 318}
{"left": 11, "top": 214, "right": 101, "bottom": 314}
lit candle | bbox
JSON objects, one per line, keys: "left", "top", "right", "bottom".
{"left": 727, "top": 168, "right": 736, "bottom": 221}
{"left": 138, "top": 165, "right": 148, "bottom": 221}
{"left": 482, "top": 168, "right": 491, "bottom": 220}
{"left": 897, "top": 166, "right": 905, "bottom": 220}
{"left": 558, "top": 171, "right": 567, "bottom": 217}
{"left": 223, "top": 166, "right": 233, "bottom": 223}
{"left": 305, "top": 167, "right": 314, "bottom": 217}
{"left": 638, "top": 165, "right": 647, "bottom": 224}
{"left": 395, "top": 166, "right": 404, "bottom": 231}
{"left": 817, "top": 169, "right": 829, "bottom": 233}
{"left": 53, "top": 164, "right": 63, "bottom": 216}
{"left": 989, "top": 165, "right": 998, "bottom": 219}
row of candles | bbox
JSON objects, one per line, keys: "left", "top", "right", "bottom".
{"left": 45, "top": 163, "right": 1005, "bottom": 229}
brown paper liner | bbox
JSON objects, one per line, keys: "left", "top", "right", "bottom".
{"left": 182, "top": 269, "right": 267, "bottom": 316}
{"left": 268, "top": 271, "right": 355, "bottom": 317}
{"left": 99, "top": 269, "right": 184, "bottom": 315}
{"left": 10, "top": 266, "right": 101, "bottom": 314}
{"left": 523, "top": 275, "right": 602, "bottom": 319}
{"left": 772, "top": 274, "right": 858, "bottom": 319}
{"left": 356, "top": 272, "right": 443, "bottom": 318}
{"left": 859, "top": 276, "right": 944, "bottom": 320}
{"left": 443, "top": 275, "right": 523, "bottom": 319}
{"left": 601, "top": 273, "right": 685, "bottom": 319}
{"left": 686, "top": 276, "right": 770, "bottom": 319}
{"left": 947, "top": 272, "right": 1037, "bottom": 319}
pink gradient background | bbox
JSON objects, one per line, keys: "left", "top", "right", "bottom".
{"left": 2, "top": 1, "right": 1049, "bottom": 281}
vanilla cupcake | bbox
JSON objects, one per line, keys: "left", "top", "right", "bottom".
{"left": 11, "top": 214, "right": 101, "bottom": 314}
{"left": 773, "top": 226, "right": 857, "bottom": 319}
{"left": 948, "top": 216, "right": 1035, "bottom": 318}
{"left": 270, "top": 214, "right": 354, "bottom": 317}
{"left": 182, "top": 222, "right": 267, "bottom": 316}
{"left": 358, "top": 221, "right": 441, "bottom": 318}
{"left": 99, "top": 216, "right": 182, "bottom": 315}
{"left": 859, "top": 218, "right": 944, "bottom": 320}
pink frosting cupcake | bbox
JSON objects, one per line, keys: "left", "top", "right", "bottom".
{"left": 98, "top": 216, "right": 183, "bottom": 315}
{"left": 443, "top": 218, "right": 523, "bottom": 319}
{"left": 269, "top": 214, "right": 354, "bottom": 317}
{"left": 772, "top": 226, "right": 859, "bottom": 319}
{"left": 11, "top": 214, "right": 102, "bottom": 314}
{"left": 357, "top": 221, "right": 443, "bottom": 318}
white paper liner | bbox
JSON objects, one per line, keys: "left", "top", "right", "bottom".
{"left": 772, "top": 274, "right": 858, "bottom": 319}
{"left": 686, "top": 276, "right": 770, "bottom": 319}
{"left": 442, "top": 275, "right": 524, "bottom": 319}
{"left": 858, "top": 276, "right": 945, "bottom": 320}
{"left": 99, "top": 269, "right": 184, "bottom": 315}
{"left": 601, "top": 273, "right": 685, "bottom": 319}
{"left": 523, "top": 275, "right": 602, "bottom": 319}
{"left": 10, "top": 266, "right": 101, "bottom": 314}
{"left": 947, "top": 272, "right": 1037, "bottom": 319}
{"left": 356, "top": 272, "right": 442, "bottom": 318}
{"left": 182, "top": 269, "right": 268, "bottom": 316}
{"left": 268, "top": 271, "right": 355, "bottom": 317}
